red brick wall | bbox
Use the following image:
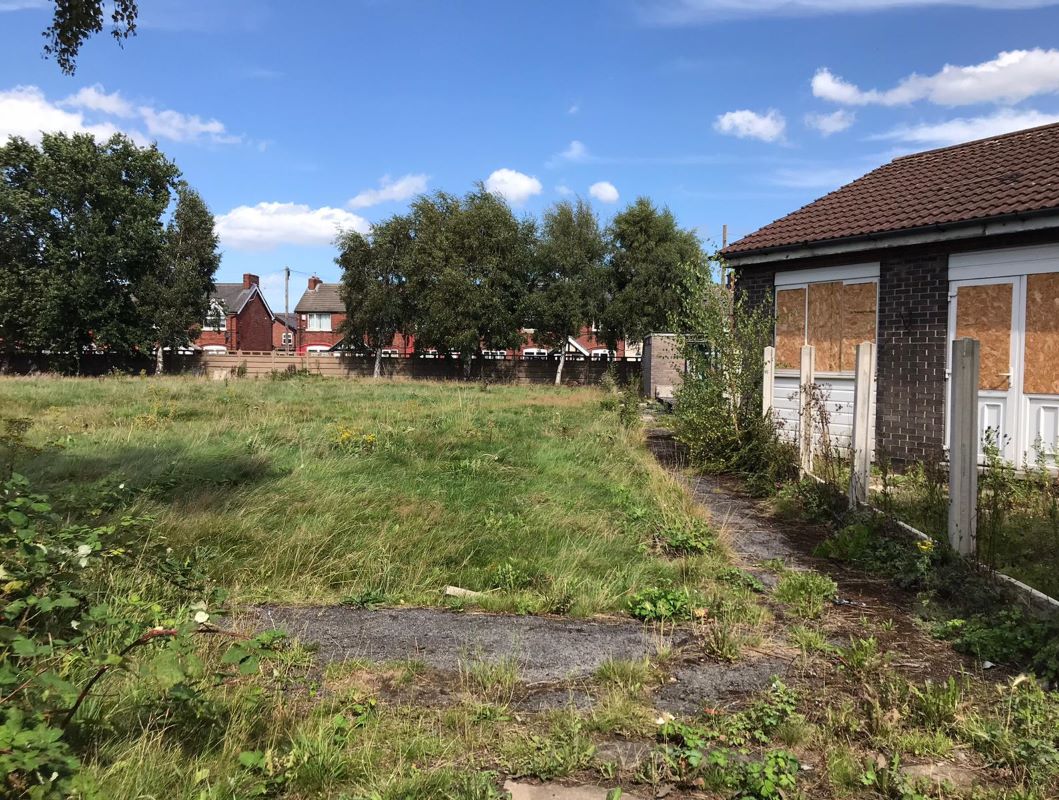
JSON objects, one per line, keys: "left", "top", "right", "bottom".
{"left": 297, "top": 312, "right": 347, "bottom": 352}
{"left": 272, "top": 320, "right": 294, "bottom": 350}
{"left": 195, "top": 326, "right": 229, "bottom": 350}
{"left": 233, "top": 293, "right": 274, "bottom": 352}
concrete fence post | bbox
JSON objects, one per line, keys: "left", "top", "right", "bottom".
{"left": 762, "top": 346, "right": 775, "bottom": 418}
{"left": 848, "top": 341, "right": 876, "bottom": 507}
{"left": 948, "top": 338, "right": 979, "bottom": 557}
{"left": 799, "top": 344, "right": 816, "bottom": 478}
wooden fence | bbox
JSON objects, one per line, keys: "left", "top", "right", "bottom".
{"left": 175, "top": 351, "right": 641, "bottom": 386}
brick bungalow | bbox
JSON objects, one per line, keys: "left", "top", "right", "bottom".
{"left": 723, "top": 122, "right": 1059, "bottom": 467}
{"left": 195, "top": 274, "right": 275, "bottom": 353}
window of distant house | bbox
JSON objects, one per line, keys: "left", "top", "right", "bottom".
{"left": 203, "top": 301, "right": 226, "bottom": 330}
{"left": 774, "top": 279, "right": 877, "bottom": 373}
{"left": 306, "top": 313, "right": 332, "bottom": 332}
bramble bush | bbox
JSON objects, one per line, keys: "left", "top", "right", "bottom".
{"left": 0, "top": 474, "right": 284, "bottom": 798}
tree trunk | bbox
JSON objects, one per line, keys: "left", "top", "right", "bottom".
{"left": 156, "top": 345, "right": 165, "bottom": 375}
{"left": 554, "top": 345, "right": 566, "bottom": 386}
{"left": 373, "top": 344, "right": 382, "bottom": 379}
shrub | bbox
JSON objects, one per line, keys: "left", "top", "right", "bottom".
{"left": 669, "top": 264, "right": 797, "bottom": 491}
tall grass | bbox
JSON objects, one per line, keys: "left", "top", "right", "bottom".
{"left": 2, "top": 375, "right": 724, "bottom": 614}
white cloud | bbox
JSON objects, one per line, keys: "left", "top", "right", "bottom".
{"left": 641, "top": 0, "right": 1059, "bottom": 24}
{"left": 771, "top": 165, "right": 867, "bottom": 188}
{"left": 813, "top": 49, "right": 1059, "bottom": 107}
{"left": 568, "top": 103, "right": 580, "bottom": 115}
{"left": 714, "top": 109, "right": 786, "bottom": 142}
{"left": 347, "top": 173, "right": 429, "bottom": 209}
{"left": 875, "top": 108, "right": 1059, "bottom": 146}
{"left": 139, "top": 106, "right": 238, "bottom": 144}
{"left": 62, "top": 84, "right": 136, "bottom": 117}
{"left": 0, "top": 85, "right": 126, "bottom": 144}
{"left": 588, "top": 181, "right": 620, "bottom": 203}
{"left": 215, "top": 202, "right": 370, "bottom": 251}
{"left": 804, "top": 109, "right": 855, "bottom": 136}
{"left": 0, "top": 1, "right": 48, "bottom": 9}
{"left": 0, "top": 83, "right": 239, "bottom": 146}
{"left": 553, "top": 140, "right": 590, "bottom": 165}
{"left": 484, "top": 168, "right": 543, "bottom": 205}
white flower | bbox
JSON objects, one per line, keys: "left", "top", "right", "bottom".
{"left": 193, "top": 610, "right": 210, "bottom": 624}
{"left": 654, "top": 712, "right": 675, "bottom": 725}
{"left": 71, "top": 620, "right": 80, "bottom": 630}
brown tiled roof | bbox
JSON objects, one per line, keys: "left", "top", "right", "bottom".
{"left": 724, "top": 122, "right": 1059, "bottom": 257}
{"left": 294, "top": 283, "right": 343, "bottom": 313}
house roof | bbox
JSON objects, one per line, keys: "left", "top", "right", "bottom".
{"left": 211, "top": 283, "right": 256, "bottom": 314}
{"left": 274, "top": 312, "right": 297, "bottom": 329}
{"left": 294, "top": 283, "right": 344, "bottom": 313}
{"left": 723, "top": 121, "right": 1059, "bottom": 258}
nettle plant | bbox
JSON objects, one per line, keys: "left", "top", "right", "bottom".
{"left": 0, "top": 474, "right": 283, "bottom": 799}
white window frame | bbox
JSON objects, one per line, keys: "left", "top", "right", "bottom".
{"left": 202, "top": 301, "right": 226, "bottom": 331}
{"left": 773, "top": 263, "right": 880, "bottom": 377}
{"left": 306, "top": 313, "right": 332, "bottom": 332}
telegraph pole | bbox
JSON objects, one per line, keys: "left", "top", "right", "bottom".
{"left": 284, "top": 266, "right": 291, "bottom": 354}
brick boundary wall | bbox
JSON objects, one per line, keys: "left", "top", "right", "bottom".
{"left": 875, "top": 254, "right": 949, "bottom": 464}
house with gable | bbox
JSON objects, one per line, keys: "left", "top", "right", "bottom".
{"left": 195, "top": 273, "right": 276, "bottom": 353}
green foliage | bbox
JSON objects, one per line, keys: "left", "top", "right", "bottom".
{"left": 144, "top": 184, "right": 221, "bottom": 371}
{"left": 958, "top": 676, "right": 1059, "bottom": 787}
{"left": 525, "top": 199, "right": 606, "bottom": 383}
{"left": 933, "top": 610, "right": 1059, "bottom": 683}
{"left": 402, "top": 188, "right": 536, "bottom": 366}
{"left": 337, "top": 217, "right": 412, "bottom": 376}
{"left": 773, "top": 570, "right": 837, "bottom": 619}
{"left": 597, "top": 197, "right": 704, "bottom": 349}
{"left": 41, "top": 0, "right": 138, "bottom": 74}
{"left": 627, "top": 587, "right": 696, "bottom": 621}
{"left": 654, "top": 715, "right": 801, "bottom": 799}
{"left": 0, "top": 474, "right": 283, "bottom": 798}
{"left": 0, "top": 133, "right": 214, "bottom": 372}
{"left": 618, "top": 380, "right": 641, "bottom": 428}
{"left": 503, "top": 713, "right": 595, "bottom": 780}
{"left": 671, "top": 269, "right": 797, "bottom": 492}
{"left": 717, "top": 567, "right": 766, "bottom": 594}
{"left": 814, "top": 521, "right": 937, "bottom": 591}
{"left": 656, "top": 518, "right": 715, "bottom": 555}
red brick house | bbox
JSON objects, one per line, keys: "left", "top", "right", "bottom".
{"left": 272, "top": 313, "right": 296, "bottom": 351}
{"left": 293, "top": 277, "right": 347, "bottom": 353}
{"left": 195, "top": 274, "right": 275, "bottom": 352}
{"left": 723, "top": 122, "right": 1059, "bottom": 467}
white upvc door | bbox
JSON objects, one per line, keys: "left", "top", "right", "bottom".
{"left": 947, "top": 278, "right": 1021, "bottom": 464}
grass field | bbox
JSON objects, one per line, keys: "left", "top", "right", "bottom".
{"left": 3, "top": 375, "right": 722, "bottom": 614}
{"left": 6, "top": 376, "right": 1059, "bottom": 800}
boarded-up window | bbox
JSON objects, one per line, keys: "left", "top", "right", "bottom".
{"left": 1024, "top": 272, "right": 1059, "bottom": 395}
{"left": 955, "top": 283, "right": 1013, "bottom": 391}
{"left": 840, "top": 282, "right": 878, "bottom": 371}
{"left": 775, "top": 288, "right": 806, "bottom": 369}
{"left": 794, "top": 280, "right": 878, "bottom": 373}
{"left": 808, "top": 282, "right": 843, "bottom": 372}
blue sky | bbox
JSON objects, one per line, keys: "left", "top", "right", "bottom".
{"left": 3, "top": 0, "right": 1059, "bottom": 311}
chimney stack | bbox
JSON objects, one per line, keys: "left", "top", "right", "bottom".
{"left": 243, "top": 273, "right": 259, "bottom": 289}
{"left": 308, "top": 276, "right": 323, "bottom": 291}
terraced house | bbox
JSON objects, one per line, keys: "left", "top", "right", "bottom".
{"left": 724, "top": 122, "right": 1059, "bottom": 467}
